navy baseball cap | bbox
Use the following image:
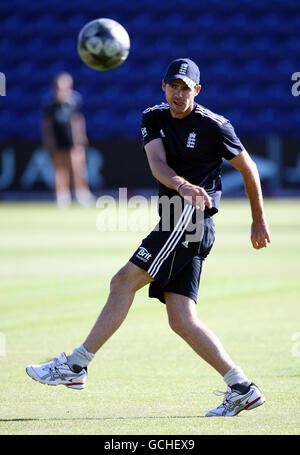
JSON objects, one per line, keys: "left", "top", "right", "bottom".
{"left": 164, "top": 58, "right": 200, "bottom": 89}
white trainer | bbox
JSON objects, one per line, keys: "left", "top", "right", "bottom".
{"left": 26, "top": 352, "right": 87, "bottom": 390}
{"left": 206, "top": 383, "right": 265, "bottom": 417}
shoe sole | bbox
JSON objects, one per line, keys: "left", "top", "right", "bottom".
{"left": 26, "top": 367, "right": 86, "bottom": 390}
{"left": 206, "top": 394, "right": 266, "bottom": 417}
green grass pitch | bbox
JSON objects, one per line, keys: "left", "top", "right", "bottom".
{"left": 0, "top": 198, "right": 299, "bottom": 435}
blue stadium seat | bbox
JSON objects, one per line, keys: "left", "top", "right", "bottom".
{"left": 0, "top": 0, "right": 298, "bottom": 140}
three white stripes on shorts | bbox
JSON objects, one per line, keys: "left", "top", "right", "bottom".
{"left": 147, "top": 204, "right": 195, "bottom": 278}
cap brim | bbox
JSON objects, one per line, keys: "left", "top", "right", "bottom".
{"left": 164, "top": 74, "right": 197, "bottom": 89}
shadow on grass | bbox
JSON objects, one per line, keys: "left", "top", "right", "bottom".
{"left": 0, "top": 415, "right": 205, "bottom": 422}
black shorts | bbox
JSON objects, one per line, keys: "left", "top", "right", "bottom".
{"left": 129, "top": 204, "right": 215, "bottom": 304}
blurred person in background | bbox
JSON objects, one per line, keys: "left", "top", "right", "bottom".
{"left": 41, "top": 72, "right": 95, "bottom": 208}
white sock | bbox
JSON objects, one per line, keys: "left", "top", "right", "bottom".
{"left": 67, "top": 344, "right": 95, "bottom": 370}
{"left": 223, "top": 366, "right": 251, "bottom": 387}
{"left": 75, "top": 187, "right": 95, "bottom": 207}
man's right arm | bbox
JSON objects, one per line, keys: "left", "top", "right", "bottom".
{"left": 145, "top": 138, "right": 212, "bottom": 211}
{"left": 145, "top": 138, "right": 183, "bottom": 190}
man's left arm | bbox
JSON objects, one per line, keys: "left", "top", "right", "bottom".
{"left": 229, "top": 150, "right": 271, "bottom": 250}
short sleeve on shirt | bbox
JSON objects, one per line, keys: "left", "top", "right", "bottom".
{"left": 216, "top": 121, "right": 244, "bottom": 160}
{"left": 141, "top": 109, "right": 162, "bottom": 148}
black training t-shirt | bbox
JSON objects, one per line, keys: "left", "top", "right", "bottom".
{"left": 141, "top": 102, "right": 244, "bottom": 215}
{"left": 42, "top": 90, "right": 82, "bottom": 148}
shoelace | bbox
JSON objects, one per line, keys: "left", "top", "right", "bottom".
{"left": 42, "top": 356, "right": 59, "bottom": 365}
{"left": 41, "top": 357, "right": 66, "bottom": 380}
{"left": 213, "top": 389, "right": 236, "bottom": 411}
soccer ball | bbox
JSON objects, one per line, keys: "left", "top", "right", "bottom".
{"left": 77, "top": 18, "right": 130, "bottom": 71}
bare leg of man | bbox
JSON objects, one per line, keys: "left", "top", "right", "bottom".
{"left": 70, "top": 145, "right": 95, "bottom": 206}
{"left": 165, "top": 292, "right": 235, "bottom": 376}
{"left": 51, "top": 149, "right": 72, "bottom": 208}
{"left": 83, "top": 262, "right": 153, "bottom": 354}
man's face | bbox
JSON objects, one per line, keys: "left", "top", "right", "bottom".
{"left": 55, "top": 74, "right": 73, "bottom": 102}
{"left": 162, "top": 78, "right": 201, "bottom": 118}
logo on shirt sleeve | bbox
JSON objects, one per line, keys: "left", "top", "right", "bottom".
{"left": 136, "top": 247, "right": 152, "bottom": 262}
{"left": 141, "top": 127, "right": 147, "bottom": 138}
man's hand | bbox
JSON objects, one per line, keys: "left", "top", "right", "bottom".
{"left": 251, "top": 218, "right": 271, "bottom": 249}
{"left": 144, "top": 139, "right": 212, "bottom": 211}
{"left": 178, "top": 182, "right": 212, "bottom": 211}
